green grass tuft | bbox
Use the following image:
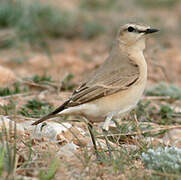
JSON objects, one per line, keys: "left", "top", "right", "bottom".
{"left": 19, "top": 99, "right": 54, "bottom": 118}
{"left": 61, "top": 73, "right": 75, "bottom": 91}
{"left": 0, "top": 147, "right": 5, "bottom": 177}
{"left": 0, "top": 101, "right": 16, "bottom": 116}
{"left": 31, "top": 74, "right": 53, "bottom": 84}
{"left": 0, "top": 120, "right": 59, "bottom": 179}
{"left": 158, "top": 104, "right": 174, "bottom": 124}
{"left": 0, "top": 0, "right": 22, "bottom": 28}
{"left": 39, "top": 159, "right": 59, "bottom": 180}
{"left": 0, "top": 82, "right": 28, "bottom": 97}
{"left": 82, "top": 21, "right": 105, "bottom": 39}
{"left": 0, "top": 0, "right": 105, "bottom": 50}
{"left": 146, "top": 82, "right": 181, "bottom": 100}
{"left": 136, "top": 100, "right": 176, "bottom": 125}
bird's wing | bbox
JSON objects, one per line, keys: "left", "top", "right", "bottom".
{"left": 68, "top": 48, "right": 140, "bottom": 106}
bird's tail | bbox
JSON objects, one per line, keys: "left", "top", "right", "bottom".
{"left": 32, "top": 100, "right": 70, "bottom": 125}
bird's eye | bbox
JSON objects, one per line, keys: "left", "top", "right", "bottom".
{"left": 127, "top": 26, "right": 135, "bottom": 32}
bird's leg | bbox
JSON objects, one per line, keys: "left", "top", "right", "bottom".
{"left": 102, "top": 113, "right": 113, "bottom": 159}
{"left": 87, "top": 123, "right": 102, "bottom": 161}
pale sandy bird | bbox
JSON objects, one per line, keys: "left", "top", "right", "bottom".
{"left": 32, "top": 23, "right": 159, "bottom": 158}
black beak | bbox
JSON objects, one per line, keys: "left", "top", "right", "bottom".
{"left": 145, "top": 28, "right": 159, "bottom": 34}
{"left": 138, "top": 28, "right": 159, "bottom": 34}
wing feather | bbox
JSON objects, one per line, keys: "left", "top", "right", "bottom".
{"left": 68, "top": 46, "right": 140, "bottom": 106}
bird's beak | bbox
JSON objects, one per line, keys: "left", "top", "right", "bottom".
{"left": 144, "top": 28, "right": 160, "bottom": 34}
{"left": 138, "top": 28, "right": 159, "bottom": 34}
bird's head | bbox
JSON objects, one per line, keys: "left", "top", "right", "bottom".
{"left": 118, "top": 23, "right": 159, "bottom": 50}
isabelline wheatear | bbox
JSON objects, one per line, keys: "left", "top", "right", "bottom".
{"left": 32, "top": 23, "right": 159, "bottom": 158}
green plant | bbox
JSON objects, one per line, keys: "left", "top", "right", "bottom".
{"left": 61, "top": 73, "right": 75, "bottom": 91}
{"left": 146, "top": 82, "right": 181, "bottom": 100}
{"left": 0, "top": 122, "right": 17, "bottom": 179}
{"left": 0, "top": 119, "right": 60, "bottom": 179}
{"left": 142, "top": 147, "right": 181, "bottom": 174}
{"left": 39, "top": 159, "right": 59, "bottom": 180}
{"left": 136, "top": 101, "right": 153, "bottom": 121}
{"left": 19, "top": 99, "right": 54, "bottom": 118}
{"left": 158, "top": 104, "right": 174, "bottom": 124}
{"left": 31, "top": 74, "right": 53, "bottom": 84}
{"left": 0, "top": 0, "right": 105, "bottom": 50}
{"left": 0, "top": 82, "right": 28, "bottom": 97}
{"left": 0, "top": 101, "right": 16, "bottom": 115}
{"left": 0, "top": 0, "right": 23, "bottom": 28}
{"left": 0, "top": 147, "right": 5, "bottom": 177}
{"left": 82, "top": 21, "right": 105, "bottom": 39}
{"left": 136, "top": 101, "right": 177, "bottom": 125}
{"left": 15, "top": 1, "right": 76, "bottom": 41}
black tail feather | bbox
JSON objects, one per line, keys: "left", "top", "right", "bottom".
{"left": 32, "top": 100, "right": 70, "bottom": 125}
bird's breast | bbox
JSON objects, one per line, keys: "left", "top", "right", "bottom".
{"left": 80, "top": 52, "right": 147, "bottom": 122}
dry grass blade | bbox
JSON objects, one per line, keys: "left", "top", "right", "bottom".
{"left": 150, "top": 169, "right": 181, "bottom": 178}
{"left": 21, "top": 80, "right": 59, "bottom": 90}
{"left": 143, "top": 96, "right": 171, "bottom": 100}
{"left": 0, "top": 92, "right": 36, "bottom": 99}
{"left": 97, "top": 124, "right": 181, "bottom": 138}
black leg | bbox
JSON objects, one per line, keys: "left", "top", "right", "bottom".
{"left": 102, "top": 128, "right": 112, "bottom": 159}
{"left": 87, "top": 123, "right": 102, "bottom": 161}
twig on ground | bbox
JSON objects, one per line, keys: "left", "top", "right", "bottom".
{"left": 21, "top": 80, "right": 58, "bottom": 90}
{"left": 0, "top": 92, "right": 35, "bottom": 99}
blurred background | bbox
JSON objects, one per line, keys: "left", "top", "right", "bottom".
{"left": 0, "top": 0, "right": 181, "bottom": 87}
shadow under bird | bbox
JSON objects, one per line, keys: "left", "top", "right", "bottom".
{"left": 32, "top": 23, "right": 159, "bottom": 159}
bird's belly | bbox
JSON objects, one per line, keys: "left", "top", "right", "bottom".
{"left": 81, "top": 80, "right": 146, "bottom": 122}
{"left": 61, "top": 79, "right": 147, "bottom": 123}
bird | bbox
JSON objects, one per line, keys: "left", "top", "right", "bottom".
{"left": 32, "top": 23, "right": 159, "bottom": 159}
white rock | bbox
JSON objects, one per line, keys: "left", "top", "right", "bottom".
{"left": 76, "top": 127, "right": 86, "bottom": 135}
{"left": 58, "top": 142, "right": 79, "bottom": 157}
{"left": 20, "top": 120, "right": 34, "bottom": 131}
{"left": 32, "top": 122, "right": 72, "bottom": 141}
